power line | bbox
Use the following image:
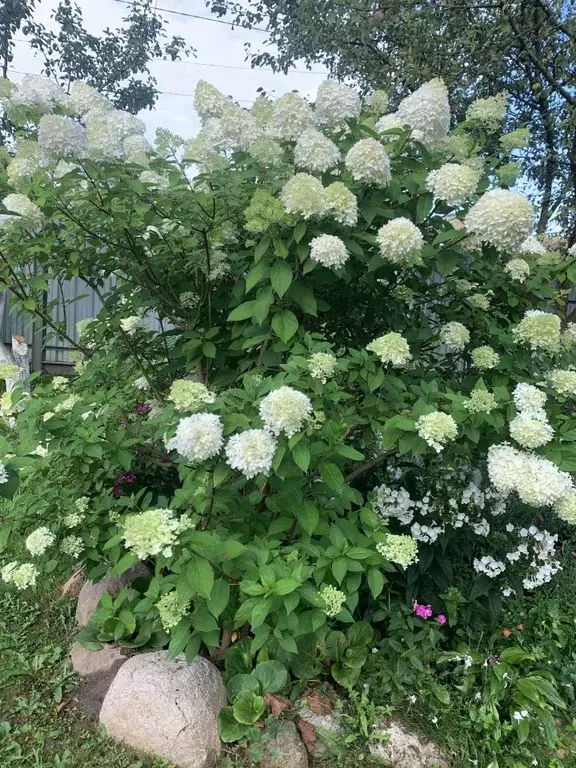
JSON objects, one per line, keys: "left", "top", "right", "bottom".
{"left": 114, "top": 0, "right": 268, "bottom": 32}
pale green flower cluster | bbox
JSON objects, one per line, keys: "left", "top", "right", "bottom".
{"left": 249, "top": 138, "right": 284, "bottom": 167}
{"left": 38, "top": 114, "right": 87, "bottom": 163}
{"left": 156, "top": 591, "right": 188, "bottom": 631}
{"left": 513, "top": 310, "right": 561, "bottom": 352}
{"left": 519, "top": 235, "right": 546, "bottom": 256}
{"left": 471, "top": 345, "right": 500, "bottom": 370}
{"left": 245, "top": 189, "right": 292, "bottom": 234}
{"left": 1, "top": 561, "right": 39, "bottom": 590}
{"left": 309, "top": 234, "right": 349, "bottom": 268}
{"left": 345, "top": 138, "right": 390, "bottom": 185}
{"left": 466, "top": 92, "right": 508, "bottom": 131}
{"left": 439, "top": 321, "right": 470, "bottom": 351}
{"left": 377, "top": 534, "right": 418, "bottom": 569}
{"left": 267, "top": 91, "right": 314, "bottom": 140}
{"left": 555, "top": 491, "right": 576, "bottom": 523}
{"left": 509, "top": 411, "right": 553, "bottom": 449}
{"left": 505, "top": 258, "right": 530, "bottom": 282}
{"left": 464, "top": 389, "right": 498, "bottom": 414}
{"left": 377, "top": 218, "right": 424, "bottom": 266}
{"left": 2, "top": 193, "right": 43, "bottom": 228}
{"left": 324, "top": 182, "right": 358, "bottom": 226}
{"left": 122, "top": 508, "right": 190, "bottom": 559}
{"left": 7, "top": 139, "right": 41, "bottom": 189}
{"left": 259, "top": 386, "right": 312, "bottom": 437}
{"left": 193, "top": 80, "right": 231, "bottom": 121}
{"left": 168, "top": 380, "right": 216, "bottom": 413}
{"left": 394, "top": 78, "right": 450, "bottom": 148}
{"left": 452, "top": 278, "right": 475, "bottom": 294}
{"left": 416, "top": 411, "right": 458, "bottom": 453}
{"left": 54, "top": 394, "right": 81, "bottom": 414}
{"left": 369, "top": 89, "right": 389, "bottom": 116}
{"left": 0, "top": 363, "right": 21, "bottom": 379}
{"left": 320, "top": 584, "right": 347, "bottom": 618}
{"left": 467, "top": 293, "right": 491, "bottom": 311}
{"left": 546, "top": 369, "right": 576, "bottom": 397}
{"left": 280, "top": 173, "right": 329, "bottom": 219}
{"left": 500, "top": 128, "right": 530, "bottom": 153}
{"left": 392, "top": 285, "right": 415, "bottom": 307}
{"left": 119, "top": 315, "right": 142, "bottom": 336}
{"left": 315, "top": 81, "right": 361, "bottom": 125}
{"left": 308, "top": 352, "right": 337, "bottom": 383}
{"left": 60, "top": 535, "right": 84, "bottom": 559}
{"left": 426, "top": 163, "right": 480, "bottom": 205}
{"left": 366, "top": 332, "right": 412, "bottom": 367}
{"left": 464, "top": 189, "right": 534, "bottom": 253}
{"left": 51, "top": 376, "right": 69, "bottom": 391}
{"left": 25, "top": 526, "right": 55, "bottom": 556}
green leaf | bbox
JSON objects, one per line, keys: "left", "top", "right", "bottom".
{"left": 292, "top": 441, "right": 310, "bottom": 472}
{"left": 253, "top": 660, "right": 288, "bottom": 693}
{"left": 254, "top": 235, "right": 271, "bottom": 262}
{"left": 219, "top": 706, "right": 250, "bottom": 742}
{"left": 208, "top": 578, "right": 230, "bottom": 618}
{"left": 232, "top": 691, "right": 266, "bottom": 725}
{"left": 289, "top": 283, "right": 317, "bottom": 316}
{"left": 251, "top": 599, "right": 272, "bottom": 629}
{"left": 213, "top": 462, "right": 230, "bottom": 487}
{"left": 500, "top": 647, "right": 534, "bottom": 665}
{"left": 431, "top": 681, "right": 451, "bottom": 705}
{"left": 202, "top": 341, "right": 216, "bottom": 358}
{"left": 295, "top": 501, "right": 319, "bottom": 535}
{"left": 294, "top": 221, "right": 306, "bottom": 243}
{"left": 332, "top": 557, "right": 347, "bottom": 585}
{"left": 347, "top": 621, "right": 374, "bottom": 649}
{"left": 331, "top": 663, "right": 359, "bottom": 689}
{"left": 272, "top": 310, "right": 298, "bottom": 342}
{"left": 185, "top": 634, "right": 201, "bottom": 663}
{"left": 227, "top": 673, "right": 261, "bottom": 701}
{"left": 222, "top": 540, "right": 246, "bottom": 560}
{"left": 271, "top": 260, "right": 293, "bottom": 298}
{"left": 228, "top": 301, "right": 256, "bottom": 322}
{"left": 168, "top": 621, "right": 191, "bottom": 659}
{"left": 245, "top": 259, "right": 269, "bottom": 292}
{"left": 190, "top": 606, "right": 218, "bottom": 633}
{"left": 186, "top": 555, "right": 214, "bottom": 599}
{"left": 253, "top": 286, "right": 274, "bottom": 325}
{"left": 319, "top": 461, "right": 344, "bottom": 491}
{"left": 111, "top": 552, "right": 138, "bottom": 577}
{"left": 367, "top": 568, "right": 385, "bottom": 599}
{"left": 274, "top": 578, "right": 301, "bottom": 595}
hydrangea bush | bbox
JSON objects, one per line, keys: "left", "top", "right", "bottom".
{"left": 1, "top": 74, "right": 576, "bottom": 745}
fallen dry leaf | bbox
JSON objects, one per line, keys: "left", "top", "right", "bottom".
{"left": 296, "top": 717, "right": 317, "bottom": 755}
{"left": 302, "top": 689, "right": 333, "bottom": 716}
{"left": 264, "top": 693, "right": 293, "bottom": 717}
{"left": 56, "top": 699, "right": 72, "bottom": 715}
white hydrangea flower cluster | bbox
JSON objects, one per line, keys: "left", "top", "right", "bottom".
{"left": 1, "top": 561, "right": 39, "bottom": 590}
{"left": 124, "top": 134, "right": 152, "bottom": 165}
{"left": 67, "top": 81, "right": 112, "bottom": 117}
{"left": 51, "top": 376, "right": 68, "bottom": 391}
{"left": 37, "top": 114, "right": 87, "bottom": 163}
{"left": 426, "top": 163, "right": 480, "bottom": 205}
{"left": 225, "top": 429, "right": 277, "bottom": 478}
{"left": 464, "top": 189, "right": 534, "bottom": 253}
{"left": 555, "top": 490, "right": 576, "bottom": 523}
{"left": 314, "top": 81, "right": 361, "bottom": 125}
{"left": 267, "top": 92, "right": 314, "bottom": 140}
{"left": 377, "top": 534, "right": 419, "bottom": 569}
{"left": 345, "top": 138, "right": 390, "bottom": 185}
{"left": 249, "top": 137, "right": 284, "bottom": 167}
{"left": 259, "top": 386, "right": 312, "bottom": 437}
{"left": 394, "top": 78, "right": 450, "bottom": 148}
{"left": 165, "top": 413, "right": 224, "bottom": 464}
{"left": 467, "top": 293, "right": 491, "bottom": 311}
{"left": 466, "top": 92, "right": 508, "bottom": 131}
{"left": 2, "top": 194, "right": 43, "bottom": 228}
{"left": 368, "top": 89, "right": 389, "bottom": 116}
{"left": 411, "top": 521, "right": 444, "bottom": 544}
{"left": 373, "top": 483, "right": 419, "bottom": 525}
{"left": 473, "top": 555, "right": 506, "bottom": 578}
{"left": 123, "top": 508, "right": 190, "bottom": 559}
{"left": 375, "top": 113, "right": 401, "bottom": 134}
{"left": 294, "top": 128, "right": 340, "bottom": 173}
{"left": 325, "top": 182, "right": 358, "bottom": 226}
{"left": 156, "top": 591, "right": 188, "bottom": 631}
{"left": 519, "top": 234, "right": 546, "bottom": 256}
{"left": 7, "top": 74, "right": 67, "bottom": 112}
{"left": 309, "top": 234, "right": 349, "bottom": 268}
{"left": 415, "top": 411, "right": 458, "bottom": 452}
{"left": 7, "top": 139, "right": 42, "bottom": 189}
{"left": 366, "top": 332, "right": 412, "bottom": 367}
{"left": 505, "top": 258, "right": 530, "bottom": 282}
{"left": 487, "top": 443, "right": 572, "bottom": 507}
{"left": 193, "top": 80, "right": 231, "bottom": 121}
{"left": 320, "top": 584, "right": 346, "bottom": 617}
{"left": 0, "top": 461, "right": 8, "bottom": 485}
{"left": 168, "top": 380, "right": 216, "bottom": 412}
{"left": 464, "top": 389, "right": 498, "bottom": 414}
{"left": 60, "top": 535, "right": 84, "bottom": 559}
{"left": 439, "top": 321, "right": 470, "bottom": 351}
{"left": 280, "top": 173, "right": 329, "bottom": 219}
{"left": 509, "top": 411, "right": 553, "bottom": 449}
{"left": 134, "top": 376, "right": 150, "bottom": 391}
{"left": 25, "top": 526, "right": 55, "bottom": 556}
{"left": 377, "top": 218, "right": 423, "bottom": 265}
{"left": 308, "top": 352, "right": 337, "bottom": 383}
{"left": 513, "top": 383, "right": 546, "bottom": 412}
{"left": 513, "top": 310, "right": 561, "bottom": 353}
{"left": 119, "top": 316, "right": 142, "bottom": 336}
{"left": 546, "top": 369, "right": 576, "bottom": 397}
{"left": 471, "top": 346, "right": 500, "bottom": 370}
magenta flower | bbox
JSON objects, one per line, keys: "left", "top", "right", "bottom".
{"left": 413, "top": 601, "right": 433, "bottom": 619}
{"left": 136, "top": 403, "right": 151, "bottom": 416}
{"left": 437, "top": 614, "right": 447, "bottom": 626}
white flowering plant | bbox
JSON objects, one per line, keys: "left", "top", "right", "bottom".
{"left": 2, "top": 75, "right": 576, "bottom": 745}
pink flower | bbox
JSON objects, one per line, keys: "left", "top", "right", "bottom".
{"left": 437, "top": 614, "right": 447, "bottom": 626}
{"left": 413, "top": 601, "right": 433, "bottom": 619}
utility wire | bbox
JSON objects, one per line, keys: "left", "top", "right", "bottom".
{"left": 114, "top": 0, "right": 268, "bottom": 32}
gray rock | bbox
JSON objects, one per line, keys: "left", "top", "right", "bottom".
{"left": 261, "top": 721, "right": 308, "bottom": 768}
{"left": 369, "top": 719, "right": 450, "bottom": 768}
{"left": 70, "top": 642, "right": 129, "bottom": 718}
{"left": 297, "top": 705, "right": 341, "bottom": 757}
{"left": 99, "top": 651, "right": 226, "bottom": 768}
{"left": 75, "top": 563, "right": 151, "bottom": 627}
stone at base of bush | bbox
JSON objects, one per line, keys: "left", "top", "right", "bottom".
{"left": 75, "top": 563, "right": 151, "bottom": 627}
{"left": 60, "top": 567, "right": 85, "bottom": 598}
{"left": 70, "top": 641, "right": 129, "bottom": 717}
{"left": 99, "top": 651, "right": 226, "bottom": 768}
{"left": 368, "top": 719, "right": 450, "bottom": 768}
{"left": 261, "top": 721, "right": 309, "bottom": 768}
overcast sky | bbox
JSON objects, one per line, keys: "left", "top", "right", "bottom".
{"left": 8, "top": 0, "right": 328, "bottom": 140}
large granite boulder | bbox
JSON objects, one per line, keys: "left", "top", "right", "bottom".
{"left": 369, "top": 719, "right": 450, "bottom": 767}
{"left": 261, "top": 721, "right": 308, "bottom": 768}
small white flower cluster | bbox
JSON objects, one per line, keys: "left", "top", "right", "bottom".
{"left": 294, "top": 128, "right": 340, "bottom": 173}
{"left": 259, "top": 386, "right": 312, "bottom": 437}
{"left": 546, "top": 369, "right": 576, "bottom": 397}
{"left": 225, "top": 429, "right": 277, "bottom": 479}
{"left": 467, "top": 292, "right": 491, "bottom": 311}
{"left": 464, "top": 389, "right": 498, "bottom": 414}
{"left": 168, "top": 380, "right": 216, "bottom": 413}
{"left": 1, "top": 561, "right": 39, "bottom": 590}
{"left": 464, "top": 189, "right": 534, "bottom": 253}
{"left": 308, "top": 352, "right": 337, "bottom": 383}
{"left": 314, "top": 81, "right": 361, "bottom": 126}
{"left": 366, "top": 332, "right": 412, "bottom": 367}
{"left": 471, "top": 346, "right": 500, "bottom": 371}
{"left": 519, "top": 234, "right": 546, "bottom": 256}
{"left": 309, "top": 234, "right": 349, "bottom": 268}
{"left": 134, "top": 376, "right": 150, "bottom": 391}
{"left": 411, "top": 521, "right": 444, "bottom": 544}
{"left": 473, "top": 555, "right": 506, "bottom": 578}
{"left": 505, "top": 258, "right": 530, "bottom": 282}
{"left": 345, "top": 138, "right": 390, "bottom": 185}
{"left": 2, "top": 193, "right": 43, "bottom": 228}
{"left": 165, "top": 413, "right": 224, "bottom": 464}
{"left": 38, "top": 114, "right": 87, "bottom": 163}
{"left": 0, "top": 461, "right": 8, "bottom": 485}
{"left": 426, "top": 163, "right": 480, "bottom": 205}
{"left": 377, "top": 218, "right": 423, "bottom": 266}
{"left": 394, "top": 78, "right": 451, "bottom": 148}
{"left": 415, "top": 411, "right": 458, "bottom": 453}
{"left": 373, "top": 483, "right": 420, "bottom": 525}
{"left": 281, "top": 173, "right": 329, "bottom": 219}
{"left": 6, "top": 74, "right": 68, "bottom": 112}
{"left": 122, "top": 508, "right": 191, "bottom": 559}
{"left": 320, "top": 584, "right": 347, "bottom": 617}
{"left": 508, "top": 383, "right": 553, "bottom": 449}
{"left": 466, "top": 93, "right": 508, "bottom": 131}
{"left": 61, "top": 535, "right": 84, "bottom": 559}
{"left": 68, "top": 81, "right": 112, "bottom": 117}
{"left": 119, "top": 316, "right": 142, "bottom": 336}
{"left": 325, "top": 182, "right": 358, "bottom": 226}
{"left": 25, "top": 526, "right": 55, "bottom": 556}
{"left": 193, "top": 80, "right": 231, "bottom": 121}
{"left": 377, "top": 534, "right": 419, "bottom": 569}
{"left": 513, "top": 310, "right": 561, "bottom": 353}
{"left": 439, "top": 322, "right": 470, "bottom": 351}
{"left": 267, "top": 91, "right": 314, "bottom": 140}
